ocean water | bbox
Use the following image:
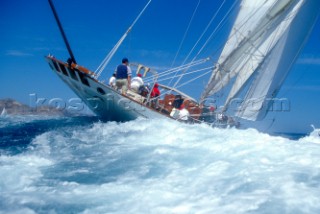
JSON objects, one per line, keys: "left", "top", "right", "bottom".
{"left": 1, "top": 115, "right": 320, "bottom": 214}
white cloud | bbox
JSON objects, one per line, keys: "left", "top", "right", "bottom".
{"left": 289, "top": 85, "right": 320, "bottom": 91}
{"left": 297, "top": 56, "right": 320, "bottom": 65}
{"left": 5, "top": 50, "right": 33, "bottom": 57}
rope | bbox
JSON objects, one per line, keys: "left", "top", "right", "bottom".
{"left": 191, "top": 0, "right": 239, "bottom": 63}
{"left": 143, "top": 58, "right": 209, "bottom": 82}
{"left": 182, "top": 0, "right": 227, "bottom": 66}
{"left": 170, "top": 0, "right": 202, "bottom": 68}
{"left": 95, "top": 33, "right": 127, "bottom": 77}
{"left": 171, "top": 0, "right": 229, "bottom": 90}
{"left": 95, "top": 0, "right": 152, "bottom": 78}
{"left": 174, "top": 69, "right": 212, "bottom": 90}
{"left": 157, "top": 66, "right": 214, "bottom": 83}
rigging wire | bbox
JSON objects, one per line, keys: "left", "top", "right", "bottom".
{"left": 151, "top": 69, "right": 213, "bottom": 100}
{"left": 193, "top": 0, "right": 239, "bottom": 61}
{"left": 172, "top": 0, "right": 236, "bottom": 91}
{"left": 170, "top": 0, "right": 201, "bottom": 69}
{"left": 205, "top": 0, "right": 266, "bottom": 60}
{"left": 182, "top": 0, "right": 227, "bottom": 66}
{"left": 94, "top": 0, "right": 152, "bottom": 79}
{"left": 156, "top": 66, "right": 214, "bottom": 83}
{"left": 143, "top": 58, "right": 209, "bottom": 82}
{"left": 201, "top": 0, "right": 297, "bottom": 102}
{"left": 169, "top": 69, "right": 213, "bottom": 89}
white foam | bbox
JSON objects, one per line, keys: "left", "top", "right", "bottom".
{"left": 299, "top": 125, "right": 320, "bottom": 144}
{"left": 1, "top": 118, "right": 320, "bottom": 213}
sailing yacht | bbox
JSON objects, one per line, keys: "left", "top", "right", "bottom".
{"left": 46, "top": 0, "right": 320, "bottom": 127}
{"left": 1, "top": 107, "right": 7, "bottom": 117}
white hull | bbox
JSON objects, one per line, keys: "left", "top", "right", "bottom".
{"left": 46, "top": 56, "right": 169, "bottom": 121}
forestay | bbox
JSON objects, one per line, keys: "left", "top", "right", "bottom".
{"left": 200, "top": 0, "right": 320, "bottom": 121}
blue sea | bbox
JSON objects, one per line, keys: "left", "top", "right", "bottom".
{"left": 1, "top": 115, "right": 320, "bottom": 214}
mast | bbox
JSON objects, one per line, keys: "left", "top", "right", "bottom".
{"left": 48, "top": 0, "right": 77, "bottom": 64}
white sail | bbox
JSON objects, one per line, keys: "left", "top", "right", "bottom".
{"left": 1, "top": 107, "right": 7, "bottom": 116}
{"left": 201, "top": 0, "right": 280, "bottom": 101}
{"left": 237, "top": 0, "right": 320, "bottom": 120}
{"left": 201, "top": 0, "right": 320, "bottom": 121}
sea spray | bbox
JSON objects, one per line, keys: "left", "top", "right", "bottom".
{"left": 1, "top": 116, "right": 320, "bottom": 213}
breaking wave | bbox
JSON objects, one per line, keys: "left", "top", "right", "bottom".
{"left": 1, "top": 116, "right": 320, "bottom": 213}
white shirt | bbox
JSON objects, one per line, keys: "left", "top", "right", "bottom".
{"left": 109, "top": 76, "right": 116, "bottom": 87}
{"left": 127, "top": 66, "right": 132, "bottom": 77}
{"left": 131, "top": 76, "right": 144, "bottom": 92}
{"left": 179, "top": 108, "right": 190, "bottom": 121}
{"left": 170, "top": 108, "right": 189, "bottom": 121}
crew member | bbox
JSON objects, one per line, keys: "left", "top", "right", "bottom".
{"left": 109, "top": 73, "right": 116, "bottom": 88}
{"left": 116, "top": 58, "right": 132, "bottom": 94}
{"left": 151, "top": 83, "right": 161, "bottom": 108}
{"left": 131, "top": 73, "right": 144, "bottom": 93}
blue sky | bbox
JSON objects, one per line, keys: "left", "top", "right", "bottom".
{"left": 1, "top": 0, "right": 320, "bottom": 133}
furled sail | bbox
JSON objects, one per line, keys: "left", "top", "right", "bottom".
{"left": 201, "top": 0, "right": 320, "bottom": 121}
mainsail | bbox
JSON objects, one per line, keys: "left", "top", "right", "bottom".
{"left": 201, "top": 0, "right": 320, "bottom": 121}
